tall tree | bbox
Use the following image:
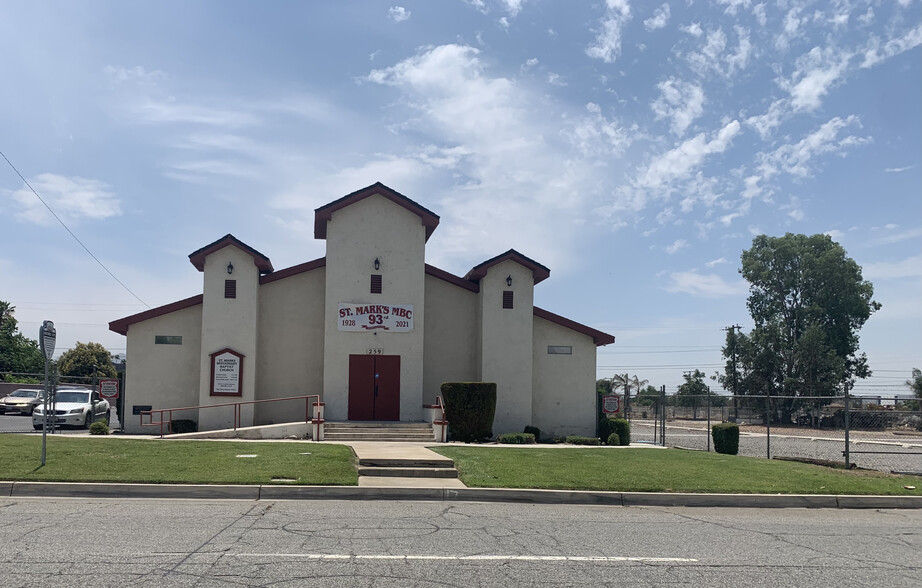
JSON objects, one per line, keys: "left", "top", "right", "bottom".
{"left": 907, "top": 368, "right": 922, "bottom": 399}
{"left": 57, "top": 341, "right": 117, "bottom": 382}
{"left": 0, "top": 300, "right": 44, "bottom": 381}
{"left": 727, "top": 234, "right": 879, "bottom": 421}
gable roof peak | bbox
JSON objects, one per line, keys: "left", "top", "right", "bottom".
{"left": 188, "top": 234, "right": 274, "bottom": 274}
{"left": 314, "top": 182, "right": 440, "bottom": 241}
{"left": 464, "top": 248, "right": 551, "bottom": 285}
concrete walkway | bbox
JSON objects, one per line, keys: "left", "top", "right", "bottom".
{"left": 348, "top": 441, "right": 466, "bottom": 488}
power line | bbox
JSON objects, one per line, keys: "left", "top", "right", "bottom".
{"left": 1, "top": 150, "right": 150, "bottom": 309}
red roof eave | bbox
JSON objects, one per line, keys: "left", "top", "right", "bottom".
{"left": 533, "top": 306, "right": 615, "bottom": 347}
{"left": 108, "top": 295, "right": 204, "bottom": 336}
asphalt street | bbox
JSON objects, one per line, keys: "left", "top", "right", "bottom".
{"left": 0, "top": 498, "right": 919, "bottom": 587}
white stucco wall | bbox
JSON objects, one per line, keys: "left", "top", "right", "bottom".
{"left": 255, "top": 267, "right": 325, "bottom": 424}
{"left": 123, "top": 304, "right": 202, "bottom": 434}
{"left": 479, "top": 260, "right": 535, "bottom": 436}
{"left": 422, "top": 274, "right": 478, "bottom": 403}
{"left": 322, "top": 194, "right": 427, "bottom": 421}
{"left": 198, "top": 245, "right": 260, "bottom": 430}
{"left": 531, "top": 316, "right": 598, "bottom": 438}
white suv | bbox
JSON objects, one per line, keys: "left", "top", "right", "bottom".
{"left": 32, "top": 388, "right": 110, "bottom": 430}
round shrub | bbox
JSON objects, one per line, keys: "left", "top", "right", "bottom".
{"left": 89, "top": 421, "right": 109, "bottom": 435}
{"left": 606, "top": 432, "right": 620, "bottom": 446}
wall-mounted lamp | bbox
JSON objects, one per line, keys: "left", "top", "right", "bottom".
{"left": 506, "top": 275, "right": 513, "bottom": 287}
{"left": 227, "top": 262, "right": 234, "bottom": 275}
{"left": 374, "top": 257, "right": 380, "bottom": 271}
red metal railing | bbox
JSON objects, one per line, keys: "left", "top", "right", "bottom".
{"left": 141, "top": 394, "right": 321, "bottom": 438}
{"left": 433, "top": 395, "right": 448, "bottom": 443}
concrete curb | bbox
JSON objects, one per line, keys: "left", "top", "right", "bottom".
{"left": 4, "top": 481, "right": 922, "bottom": 508}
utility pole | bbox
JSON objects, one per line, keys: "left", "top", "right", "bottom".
{"left": 723, "top": 324, "right": 742, "bottom": 420}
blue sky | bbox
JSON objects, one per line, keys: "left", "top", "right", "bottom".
{"left": 1, "top": 1, "right": 919, "bottom": 396}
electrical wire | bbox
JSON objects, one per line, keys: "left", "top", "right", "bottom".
{"left": 1, "top": 150, "right": 150, "bottom": 309}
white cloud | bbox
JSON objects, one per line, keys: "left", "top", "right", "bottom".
{"left": 565, "top": 102, "right": 636, "bottom": 158}
{"left": 9, "top": 174, "right": 121, "bottom": 226}
{"left": 681, "top": 23, "right": 703, "bottom": 37}
{"left": 716, "top": 0, "right": 750, "bottom": 16}
{"left": 866, "top": 227, "right": 922, "bottom": 247}
{"left": 638, "top": 120, "right": 741, "bottom": 190}
{"left": 757, "top": 115, "right": 868, "bottom": 180}
{"left": 643, "top": 4, "right": 670, "bottom": 31}
{"left": 546, "top": 72, "right": 566, "bottom": 86}
{"left": 585, "top": 0, "right": 632, "bottom": 64}
{"left": 500, "top": 0, "right": 525, "bottom": 17}
{"left": 388, "top": 6, "right": 411, "bottom": 22}
{"left": 774, "top": 6, "right": 805, "bottom": 51}
{"left": 752, "top": 3, "right": 767, "bottom": 26}
{"left": 666, "top": 270, "right": 747, "bottom": 298}
{"left": 781, "top": 46, "right": 852, "bottom": 112}
{"left": 651, "top": 78, "right": 705, "bottom": 136}
{"left": 885, "top": 165, "right": 915, "bottom": 173}
{"left": 861, "top": 24, "right": 922, "bottom": 68}
{"left": 863, "top": 255, "right": 922, "bottom": 280}
{"left": 686, "top": 26, "right": 751, "bottom": 77}
{"left": 824, "top": 229, "right": 845, "bottom": 241}
{"left": 705, "top": 257, "right": 728, "bottom": 267}
{"left": 103, "top": 65, "right": 167, "bottom": 85}
{"left": 666, "top": 239, "right": 688, "bottom": 254}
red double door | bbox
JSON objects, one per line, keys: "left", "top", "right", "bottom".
{"left": 347, "top": 355, "right": 400, "bottom": 421}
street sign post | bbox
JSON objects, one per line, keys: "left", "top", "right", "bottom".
{"left": 39, "top": 321, "right": 56, "bottom": 466}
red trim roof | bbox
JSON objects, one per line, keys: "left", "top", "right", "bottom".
{"left": 260, "top": 257, "right": 326, "bottom": 285}
{"left": 108, "top": 294, "right": 203, "bottom": 336}
{"left": 314, "top": 182, "right": 440, "bottom": 242}
{"left": 464, "top": 249, "right": 551, "bottom": 285}
{"left": 189, "top": 234, "right": 274, "bottom": 274}
{"left": 424, "top": 263, "right": 479, "bottom": 292}
{"left": 533, "top": 306, "right": 615, "bottom": 347}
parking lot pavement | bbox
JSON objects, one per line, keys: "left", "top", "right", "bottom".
{"left": 0, "top": 412, "right": 122, "bottom": 435}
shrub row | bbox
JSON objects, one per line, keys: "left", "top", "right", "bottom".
{"left": 497, "top": 432, "right": 536, "bottom": 444}
{"left": 566, "top": 435, "right": 600, "bottom": 445}
{"left": 712, "top": 422, "right": 739, "bottom": 455}
{"left": 599, "top": 417, "right": 630, "bottom": 445}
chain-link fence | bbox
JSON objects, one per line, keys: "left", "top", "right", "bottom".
{"left": 1, "top": 371, "right": 124, "bottom": 434}
{"left": 625, "top": 390, "right": 922, "bottom": 475}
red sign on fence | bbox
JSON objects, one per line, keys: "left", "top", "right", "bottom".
{"left": 602, "top": 394, "right": 621, "bottom": 414}
{"left": 98, "top": 379, "right": 119, "bottom": 400}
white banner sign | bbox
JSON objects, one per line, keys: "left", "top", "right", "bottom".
{"left": 212, "top": 351, "right": 242, "bottom": 395}
{"left": 338, "top": 303, "right": 413, "bottom": 332}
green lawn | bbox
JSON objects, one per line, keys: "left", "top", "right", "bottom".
{"left": 431, "top": 446, "right": 922, "bottom": 496}
{"left": 0, "top": 435, "right": 357, "bottom": 486}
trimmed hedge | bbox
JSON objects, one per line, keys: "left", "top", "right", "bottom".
{"left": 599, "top": 417, "right": 630, "bottom": 446}
{"left": 566, "top": 436, "right": 601, "bottom": 445}
{"left": 89, "top": 421, "right": 109, "bottom": 435}
{"left": 606, "top": 432, "right": 620, "bottom": 446}
{"left": 441, "top": 382, "right": 497, "bottom": 442}
{"left": 523, "top": 425, "right": 541, "bottom": 440}
{"left": 170, "top": 419, "right": 198, "bottom": 434}
{"left": 712, "top": 422, "right": 740, "bottom": 455}
{"left": 498, "top": 432, "right": 536, "bottom": 444}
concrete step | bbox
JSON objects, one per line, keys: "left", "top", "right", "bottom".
{"left": 358, "top": 457, "right": 455, "bottom": 468}
{"left": 357, "top": 466, "right": 459, "bottom": 478}
{"left": 324, "top": 421, "right": 436, "bottom": 442}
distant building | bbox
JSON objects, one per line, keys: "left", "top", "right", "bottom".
{"left": 110, "top": 183, "right": 614, "bottom": 437}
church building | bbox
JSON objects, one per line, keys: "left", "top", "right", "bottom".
{"left": 109, "top": 183, "right": 615, "bottom": 438}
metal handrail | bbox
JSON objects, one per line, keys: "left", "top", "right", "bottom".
{"left": 141, "top": 394, "right": 321, "bottom": 438}
{"left": 433, "top": 395, "right": 448, "bottom": 442}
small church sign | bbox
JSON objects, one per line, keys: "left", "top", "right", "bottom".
{"left": 338, "top": 303, "right": 414, "bottom": 332}
{"left": 210, "top": 348, "right": 244, "bottom": 396}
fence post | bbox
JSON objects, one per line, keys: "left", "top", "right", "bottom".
{"left": 844, "top": 382, "right": 851, "bottom": 469}
{"left": 660, "top": 385, "right": 666, "bottom": 445}
{"left": 765, "top": 392, "right": 771, "bottom": 460}
{"left": 706, "top": 387, "right": 711, "bottom": 452}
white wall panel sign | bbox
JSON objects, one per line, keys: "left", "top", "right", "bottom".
{"left": 338, "top": 303, "right": 413, "bottom": 332}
